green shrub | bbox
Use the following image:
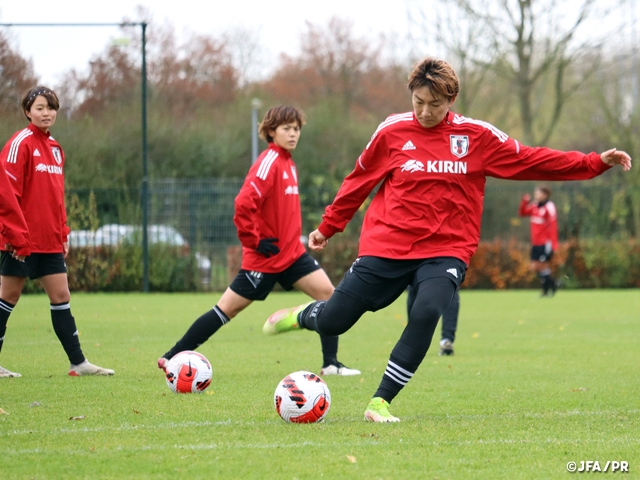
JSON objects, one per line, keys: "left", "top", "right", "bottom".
{"left": 23, "top": 245, "right": 200, "bottom": 293}
{"left": 561, "top": 238, "right": 640, "bottom": 288}
{"left": 304, "top": 237, "right": 640, "bottom": 290}
{"left": 23, "top": 237, "right": 639, "bottom": 293}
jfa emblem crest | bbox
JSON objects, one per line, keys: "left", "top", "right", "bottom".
{"left": 450, "top": 135, "right": 469, "bottom": 158}
{"left": 51, "top": 147, "right": 62, "bottom": 165}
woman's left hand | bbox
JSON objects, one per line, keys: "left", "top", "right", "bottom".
{"left": 308, "top": 229, "right": 329, "bottom": 251}
{"left": 5, "top": 243, "right": 26, "bottom": 262}
{"left": 601, "top": 148, "right": 632, "bottom": 171}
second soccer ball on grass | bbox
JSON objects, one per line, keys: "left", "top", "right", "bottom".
{"left": 164, "top": 351, "right": 213, "bottom": 394}
{"left": 274, "top": 371, "right": 331, "bottom": 423}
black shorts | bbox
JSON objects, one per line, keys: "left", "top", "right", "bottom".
{"left": 0, "top": 252, "right": 67, "bottom": 280}
{"left": 531, "top": 243, "right": 553, "bottom": 262}
{"left": 335, "top": 256, "right": 467, "bottom": 311}
{"left": 229, "top": 252, "right": 322, "bottom": 301}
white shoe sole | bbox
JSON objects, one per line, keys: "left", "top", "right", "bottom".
{"left": 321, "top": 366, "right": 361, "bottom": 376}
{"left": 364, "top": 411, "right": 400, "bottom": 423}
{"left": 69, "top": 361, "right": 115, "bottom": 376}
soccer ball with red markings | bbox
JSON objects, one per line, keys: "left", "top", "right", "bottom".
{"left": 165, "top": 351, "right": 213, "bottom": 394}
{"left": 274, "top": 371, "right": 331, "bottom": 423}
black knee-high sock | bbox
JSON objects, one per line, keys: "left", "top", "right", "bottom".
{"left": 374, "top": 342, "right": 424, "bottom": 403}
{"left": 51, "top": 302, "right": 85, "bottom": 366}
{"left": 441, "top": 291, "right": 460, "bottom": 342}
{"left": 374, "top": 278, "right": 456, "bottom": 403}
{"left": 295, "top": 302, "right": 341, "bottom": 367}
{"left": 319, "top": 334, "right": 338, "bottom": 367}
{"left": 544, "top": 275, "right": 556, "bottom": 294}
{"left": 538, "top": 268, "right": 555, "bottom": 294}
{"left": 0, "top": 299, "right": 15, "bottom": 354}
{"left": 162, "top": 305, "right": 229, "bottom": 359}
{"left": 543, "top": 276, "right": 552, "bottom": 293}
{"left": 299, "top": 293, "right": 369, "bottom": 337}
{"left": 297, "top": 301, "right": 325, "bottom": 332}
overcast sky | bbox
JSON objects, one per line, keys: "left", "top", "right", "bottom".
{"left": 1, "top": 0, "right": 637, "bottom": 86}
{"left": 0, "top": 0, "right": 411, "bottom": 86}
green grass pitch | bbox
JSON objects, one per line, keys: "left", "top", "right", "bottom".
{"left": 1, "top": 290, "right": 638, "bottom": 479}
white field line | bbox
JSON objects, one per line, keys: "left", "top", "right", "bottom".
{"left": 442, "top": 409, "right": 640, "bottom": 419}
{"left": 2, "top": 436, "right": 639, "bottom": 457}
{"left": 0, "top": 419, "right": 236, "bottom": 437}
{"left": 0, "top": 409, "right": 638, "bottom": 440}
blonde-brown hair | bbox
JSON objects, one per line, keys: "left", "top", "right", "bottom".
{"left": 258, "top": 105, "right": 305, "bottom": 143}
{"left": 407, "top": 57, "right": 459, "bottom": 100}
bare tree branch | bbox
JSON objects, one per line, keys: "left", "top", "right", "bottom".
{"left": 409, "top": 0, "right": 617, "bottom": 146}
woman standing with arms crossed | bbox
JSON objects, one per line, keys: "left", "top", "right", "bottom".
{"left": 0, "top": 86, "right": 114, "bottom": 378}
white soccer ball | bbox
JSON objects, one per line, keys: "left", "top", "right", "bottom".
{"left": 274, "top": 371, "right": 331, "bottom": 423}
{"left": 164, "top": 351, "right": 213, "bottom": 394}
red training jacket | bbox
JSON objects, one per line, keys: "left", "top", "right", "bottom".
{"left": 519, "top": 198, "right": 559, "bottom": 250}
{"left": 0, "top": 123, "right": 70, "bottom": 253}
{"left": 234, "top": 143, "right": 306, "bottom": 273}
{"left": 318, "top": 111, "right": 610, "bottom": 265}
{"left": 0, "top": 160, "right": 31, "bottom": 256}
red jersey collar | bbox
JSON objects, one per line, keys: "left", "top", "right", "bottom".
{"left": 28, "top": 122, "right": 52, "bottom": 138}
{"left": 268, "top": 143, "right": 292, "bottom": 159}
{"left": 444, "top": 110, "right": 455, "bottom": 124}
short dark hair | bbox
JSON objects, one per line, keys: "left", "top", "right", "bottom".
{"left": 407, "top": 57, "right": 459, "bottom": 100}
{"left": 258, "top": 105, "right": 305, "bottom": 143}
{"left": 22, "top": 86, "right": 60, "bottom": 120}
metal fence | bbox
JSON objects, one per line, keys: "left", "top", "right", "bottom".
{"left": 68, "top": 179, "right": 243, "bottom": 290}
{"left": 148, "top": 178, "right": 242, "bottom": 289}
{"left": 67, "top": 179, "right": 639, "bottom": 291}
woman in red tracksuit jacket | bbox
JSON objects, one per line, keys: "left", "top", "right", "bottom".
{"left": 157, "top": 105, "right": 359, "bottom": 378}
{"left": 0, "top": 86, "right": 114, "bottom": 378}
{"left": 264, "top": 56, "right": 632, "bottom": 422}
{"left": 0, "top": 160, "right": 30, "bottom": 261}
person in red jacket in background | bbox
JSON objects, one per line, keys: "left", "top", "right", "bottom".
{"left": 1, "top": 160, "right": 31, "bottom": 262}
{"left": 263, "top": 56, "right": 632, "bottom": 422}
{"left": 0, "top": 161, "right": 31, "bottom": 377}
{"left": 157, "top": 105, "right": 359, "bottom": 377}
{"left": 0, "top": 86, "right": 114, "bottom": 378}
{"left": 519, "top": 185, "right": 559, "bottom": 296}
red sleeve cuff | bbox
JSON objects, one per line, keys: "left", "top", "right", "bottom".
{"left": 591, "top": 153, "right": 612, "bottom": 175}
{"left": 238, "top": 234, "right": 260, "bottom": 250}
{"left": 317, "top": 222, "right": 338, "bottom": 239}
